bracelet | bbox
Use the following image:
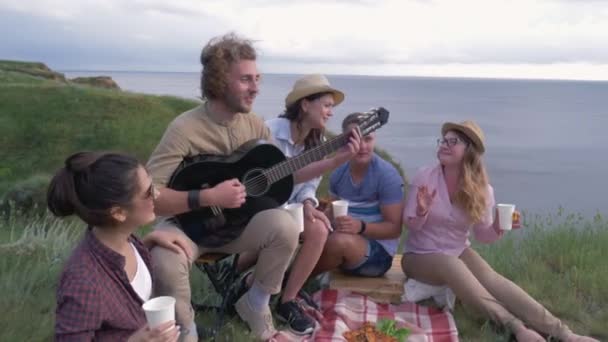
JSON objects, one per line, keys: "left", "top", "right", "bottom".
{"left": 358, "top": 220, "right": 367, "bottom": 235}
{"left": 187, "top": 190, "right": 200, "bottom": 210}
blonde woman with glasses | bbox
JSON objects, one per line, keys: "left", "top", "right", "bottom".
{"left": 401, "top": 121, "right": 598, "bottom": 342}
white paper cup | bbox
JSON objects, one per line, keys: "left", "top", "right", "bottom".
{"left": 496, "top": 204, "right": 516, "bottom": 231}
{"left": 284, "top": 203, "right": 304, "bottom": 233}
{"left": 142, "top": 296, "right": 175, "bottom": 328}
{"left": 332, "top": 200, "right": 349, "bottom": 219}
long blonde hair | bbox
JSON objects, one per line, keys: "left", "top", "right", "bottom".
{"left": 453, "top": 132, "right": 489, "bottom": 224}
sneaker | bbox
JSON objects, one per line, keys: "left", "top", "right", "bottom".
{"left": 276, "top": 300, "right": 315, "bottom": 335}
{"left": 235, "top": 294, "right": 276, "bottom": 340}
{"left": 296, "top": 288, "right": 318, "bottom": 310}
{"left": 281, "top": 270, "right": 318, "bottom": 310}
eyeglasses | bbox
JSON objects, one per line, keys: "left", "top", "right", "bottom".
{"left": 437, "top": 137, "right": 465, "bottom": 147}
{"left": 144, "top": 183, "right": 157, "bottom": 200}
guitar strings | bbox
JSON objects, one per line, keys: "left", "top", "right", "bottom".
{"left": 242, "top": 133, "right": 346, "bottom": 191}
{"left": 199, "top": 113, "right": 381, "bottom": 215}
{"left": 206, "top": 115, "right": 378, "bottom": 215}
{"left": 243, "top": 116, "right": 377, "bottom": 191}
{"left": 241, "top": 115, "right": 377, "bottom": 192}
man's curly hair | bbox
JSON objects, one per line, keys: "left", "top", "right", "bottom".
{"left": 200, "top": 33, "right": 257, "bottom": 100}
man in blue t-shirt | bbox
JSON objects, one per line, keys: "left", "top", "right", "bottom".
{"left": 313, "top": 112, "right": 404, "bottom": 277}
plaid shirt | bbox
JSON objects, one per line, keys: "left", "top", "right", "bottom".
{"left": 55, "top": 228, "right": 152, "bottom": 341}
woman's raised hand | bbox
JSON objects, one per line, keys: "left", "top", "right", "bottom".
{"left": 416, "top": 185, "right": 436, "bottom": 217}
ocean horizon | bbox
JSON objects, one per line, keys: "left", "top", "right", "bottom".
{"left": 64, "top": 70, "right": 608, "bottom": 218}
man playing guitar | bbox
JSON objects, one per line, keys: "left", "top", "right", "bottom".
{"left": 146, "top": 33, "right": 360, "bottom": 341}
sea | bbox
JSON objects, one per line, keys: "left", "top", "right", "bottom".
{"left": 64, "top": 71, "right": 608, "bottom": 218}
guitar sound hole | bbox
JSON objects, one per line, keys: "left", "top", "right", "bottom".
{"left": 243, "top": 168, "right": 269, "bottom": 197}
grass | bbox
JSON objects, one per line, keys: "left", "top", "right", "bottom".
{"left": 0, "top": 62, "right": 198, "bottom": 193}
{"left": 455, "top": 209, "right": 608, "bottom": 341}
{"left": 0, "top": 59, "right": 66, "bottom": 82}
{"left": 0, "top": 214, "right": 82, "bottom": 341}
{"left": 1, "top": 210, "right": 605, "bottom": 341}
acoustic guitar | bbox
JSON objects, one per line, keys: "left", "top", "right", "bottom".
{"left": 168, "top": 107, "right": 389, "bottom": 247}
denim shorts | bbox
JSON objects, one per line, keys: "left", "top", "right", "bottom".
{"left": 341, "top": 238, "right": 393, "bottom": 277}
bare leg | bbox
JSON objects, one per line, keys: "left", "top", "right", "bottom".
{"left": 311, "top": 232, "right": 368, "bottom": 276}
{"left": 281, "top": 219, "right": 329, "bottom": 302}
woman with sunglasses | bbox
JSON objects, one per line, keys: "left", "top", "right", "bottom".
{"left": 49, "top": 152, "right": 193, "bottom": 341}
{"left": 401, "top": 121, "right": 597, "bottom": 341}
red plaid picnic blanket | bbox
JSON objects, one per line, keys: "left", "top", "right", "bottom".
{"left": 271, "top": 289, "right": 458, "bottom": 342}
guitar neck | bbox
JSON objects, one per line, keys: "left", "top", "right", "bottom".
{"left": 265, "top": 133, "right": 348, "bottom": 184}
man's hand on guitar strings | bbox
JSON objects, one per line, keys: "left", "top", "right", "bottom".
{"left": 209, "top": 178, "right": 247, "bottom": 208}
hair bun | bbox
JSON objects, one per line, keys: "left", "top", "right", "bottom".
{"left": 46, "top": 168, "right": 77, "bottom": 217}
{"left": 65, "top": 152, "right": 104, "bottom": 173}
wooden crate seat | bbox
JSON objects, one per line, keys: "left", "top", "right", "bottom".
{"left": 328, "top": 254, "right": 406, "bottom": 304}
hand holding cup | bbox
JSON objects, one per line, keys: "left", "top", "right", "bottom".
{"left": 495, "top": 204, "right": 522, "bottom": 231}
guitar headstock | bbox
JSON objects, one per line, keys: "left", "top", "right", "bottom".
{"left": 358, "top": 107, "right": 390, "bottom": 136}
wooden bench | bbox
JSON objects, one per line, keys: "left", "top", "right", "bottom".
{"left": 328, "top": 254, "right": 406, "bottom": 304}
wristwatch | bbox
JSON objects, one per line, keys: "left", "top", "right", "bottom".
{"left": 358, "top": 220, "right": 367, "bottom": 235}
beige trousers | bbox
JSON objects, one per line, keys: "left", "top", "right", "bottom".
{"left": 150, "top": 209, "right": 299, "bottom": 336}
{"left": 402, "top": 248, "right": 571, "bottom": 339}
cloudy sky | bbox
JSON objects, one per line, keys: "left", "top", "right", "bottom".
{"left": 1, "top": 0, "right": 607, "bottom": 80}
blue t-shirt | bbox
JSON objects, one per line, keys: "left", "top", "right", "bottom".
{"left": 329, "top": 154, "right": 404, "bottom": 255}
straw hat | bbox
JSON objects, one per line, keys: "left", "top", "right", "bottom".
{"left": 285, "top": 74, "right": 345, "bottom": 108}
{"left": 441, "top": 120, "right": 486, "bottom": 153}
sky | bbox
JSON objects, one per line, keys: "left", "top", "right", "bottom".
{"left": 1, "top": 0, "right": 608, "bottom": 80}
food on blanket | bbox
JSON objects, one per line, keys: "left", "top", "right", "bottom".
{"left": 376, "top": 319, "right": 410, "bottom": 342}
{"left": 343, "top": 322, "right": 398, "bottom": 342}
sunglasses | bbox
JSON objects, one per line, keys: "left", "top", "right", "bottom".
{"left": 144, "top": 183, "right": 156, "bottom": 200}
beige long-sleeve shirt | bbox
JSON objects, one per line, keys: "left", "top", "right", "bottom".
{"left": 146, "top": 102, "right": 271, "bottom": 188}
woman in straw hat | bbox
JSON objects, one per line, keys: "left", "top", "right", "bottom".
{"left": 401, "top": 121, "right": 597, "bottom": 341}
{"left": 238, "top": 74, "right": 361, "bottom": 335}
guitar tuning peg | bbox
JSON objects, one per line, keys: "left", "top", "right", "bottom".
{"left": 360, "top": 108, "right": 373, "bottom": 116}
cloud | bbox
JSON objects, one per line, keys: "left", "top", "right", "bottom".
{"left": 1, "top": 0, "right": 607, "bottom": 79}
{"left": 233, "top": 0, "right": 608, "bottom": 65}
